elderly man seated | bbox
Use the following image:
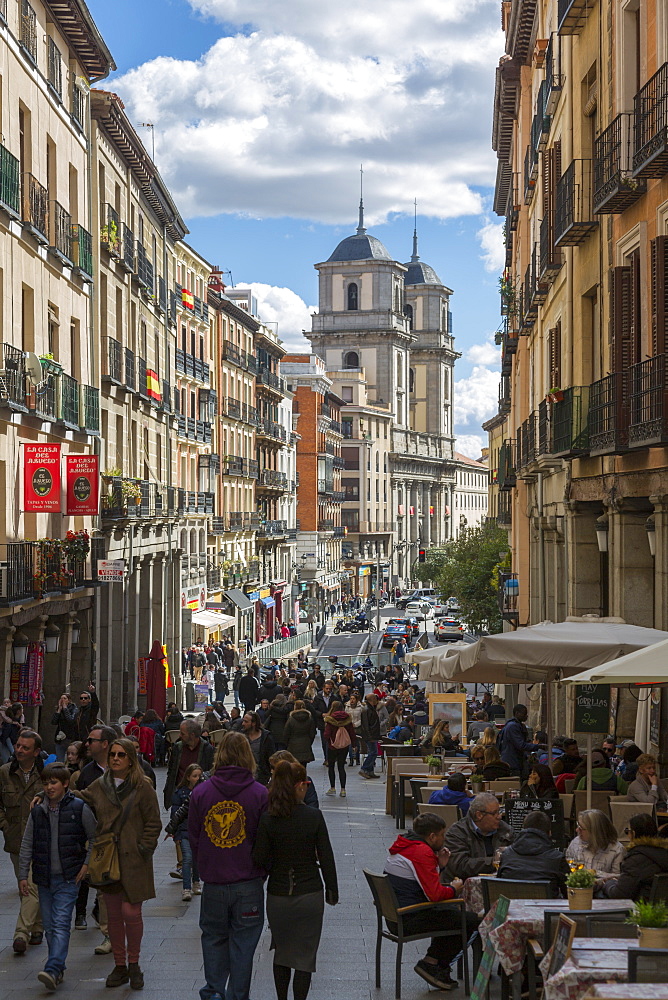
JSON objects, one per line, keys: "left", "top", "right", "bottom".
{"left": 384, "top": 812, "right": 480, "bottom": 992}
{"left": 443, "top": 792, "right": 514, "bottom": 880}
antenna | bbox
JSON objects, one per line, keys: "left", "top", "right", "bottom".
{"left": 357, "top": 163, "right": 366, "bottom": 234}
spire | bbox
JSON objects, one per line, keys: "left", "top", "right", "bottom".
{"left": 411, "top": 198, "right": 419, "bottom": 262}
{"left": 357, "top": 163, "right": 366, "bottom": 234}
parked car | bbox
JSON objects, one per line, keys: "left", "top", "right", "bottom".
{"left": 405, "top": 601, "right": 434, "bottom": 621}
{"left": 434, "top": 618, "right": 464, "bottom": 642}
{"left": 381, "top": 623, "right": 412, "bottom": 648}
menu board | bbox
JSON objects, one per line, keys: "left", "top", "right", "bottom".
{"left": 504, "top": 797, "right": 565, "bottom": 849}
{"left": 574, "top": 684, "right": 611, "bottom": 734}
{"left": 547, "top": 914, "right": 576, "bottom": 978}
{"left": 650, "top": 687, "right": 662, "bottom": 748}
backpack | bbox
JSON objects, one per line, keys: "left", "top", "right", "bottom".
{"left": 333, "top": 725, "right": 351, "bottom": 749}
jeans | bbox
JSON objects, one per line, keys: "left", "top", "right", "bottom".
{"left": 180, "top": 836, "right": 199, "bottom": 890}
{"left": 38, "top": 876, "right": 80, "bottom": 976}
{"left": 361, "top": 739, "right": 378, "bottom": 773}
{"left": 199, "top": 878, "right": 264, "bottom": 1000}
{"left": 233, "top": 691, "right": 240, "bottom": 708}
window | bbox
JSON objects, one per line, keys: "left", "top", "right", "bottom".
{"left": 341, "top": 386, "right": 353, "bottom": 402}
{"left": 347, "top": 283, "right": 358, "bottom": 310}
{"left": 343, "top": 351, "right": 359, "bottom": 369}
{"left": 409, "top": 367, "right": 415, "bottom": 393}
{"left": 404, "top": 303, "right": 413, "bottom": 329}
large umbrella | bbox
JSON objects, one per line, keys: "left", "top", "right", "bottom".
{"left": 145, "top": 639, "right": 167, "bottom": 715}
{"left": 561, "top": 637, "right": 668, "bottom": 686}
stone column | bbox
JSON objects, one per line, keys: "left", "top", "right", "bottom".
{"left": 422, "top": 484, "right": 432, "bottom": 548}
{"left": 565, "top": 502, "right": 605, "bottom": 617}
{"left": 650, "top": 495, "right": 668, "bottom": 630}
{"left": 410, "top": 485, "right": 419, "bottom": 545}
{"left": 609, "top": 502, "right": 654, "bottom": 627}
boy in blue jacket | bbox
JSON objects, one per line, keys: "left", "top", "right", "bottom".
{"left": 428, "top": 772, "right": 473, "bottom": 815}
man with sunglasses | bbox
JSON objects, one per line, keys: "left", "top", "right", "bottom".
{"left": 73, "top": 684, "right": 100, "bottom": 742}
{"left": 443, "top": 792, "right": 514, "bottom": 880}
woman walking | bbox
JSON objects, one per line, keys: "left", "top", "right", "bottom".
{"left": 283, "top": 700, "right": 317, "bottom": 767}
{"left": 323, "top": 702, "right": 356, "bottom": 798}
{"left": 79, "top": 738, "right": 161, "bottom": 989}
{"left": 253, "top": 760, "right": 338, "bottom": 1000}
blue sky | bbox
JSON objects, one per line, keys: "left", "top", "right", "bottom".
{"left": 88, "top": 0, "right": 504, "bottom": 456}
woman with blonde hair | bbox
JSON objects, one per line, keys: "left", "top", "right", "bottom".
{"left": 566, "top": 808, "right": 625, "bottom": 878}
{"left": 481, "top": 745, "right": 511, "bottom": 780}
{"left": 478, "top": 726, "right": 498, "bottom": 748}
{"left": 77, "top": 738, "right": 160, "bottom": 989}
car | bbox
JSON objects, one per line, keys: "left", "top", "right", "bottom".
{"left": 405, "top": 601, "right": 434, "bottom": 621}
{"left": 434, "top": 618, "right": 464, "bottom": 641}
{"left": 381, "top": 623, "right": 411, "bottom": 647}
{"left": 387, "top": 616, "right": 420, "bottom": 636}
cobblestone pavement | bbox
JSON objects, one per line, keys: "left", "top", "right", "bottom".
{"left": 0, "top": 745, "right": 476, "bottom": 1000}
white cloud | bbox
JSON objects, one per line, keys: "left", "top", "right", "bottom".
{"left": 455, "top": 434, "right": 485, "bottom": 460}
{"left": 454, "top": 364, "right": 500, "bottom": 426}
{"left": 477, "top": 221, "right": 505, "bottom": 273}
{"left": 109, "top": 1, "right": 501, "bottom": 224}
{"left": 237, "top": 282, "right": 316, "bottom": 352}
{"left": 465, "top": 337, "right": 500, "bottom": 367}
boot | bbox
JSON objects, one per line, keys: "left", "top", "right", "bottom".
{"left": 105, "top": 965, "right": 129, "bottom": 988}
{"left": 128, "top": 964, "right": 144, "bottom": 990}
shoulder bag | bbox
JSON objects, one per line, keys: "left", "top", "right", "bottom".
{"left": 88, "top": 790, "right": 136, "bottom": 887}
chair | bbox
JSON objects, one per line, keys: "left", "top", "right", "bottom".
{"left": 560, "top": 794, "right": 575, "bottom": 837}
{"left": 207, "top": 728, "right": 227, "bottom": 746}
{"left": 417, "top": 802, "right": 461, "bottom": 826}
{"left": 393, "top": 764, "right": 429, "bottom": 828}
{"left": 118, "top": 714, "right": 132, "bottom": 726}
{"left": 487, "top": 779, "right": 521, "bottom": 794}
{"left": 363, "top": 869, "right": 470, "bottom": 1000}
{"left": 420, "top": 786, "right": 447, "bottom": 804}
{"left": 479, "top": 878, "right": 551, "bottom": 913}
{"left": 409, "top": 778, "right": 430, "bottom": 818}
{"left": 563, "top": 779, "right": 576, "bottom": 794}
{"left": 164, "top": 730, "right": 181, "bottom": 745}
{"left": 627, "top": 948, "right": 668, "bottom": 983}
{"left": 609, "top": 800, "right": 655, "bottom": 841}
{"left": 586, "top": 916, "right": 637, "bottom": 938}
{"left": 574, "top": 790, "right": 614, "bottom": 817}
{"left": 649, "top": 873, "right": 668, "bottom": 904}
{"left": 542, "top": 908, "right": 631, "bottom": 947}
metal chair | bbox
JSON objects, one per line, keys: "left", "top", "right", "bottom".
{"left": 542, "top": 908, "right": 631, "bottom": 947}
{"left": 574, "top": 790, "right": 614, "bottom": 816}
{"left": 609, "top": 800, "right": 655, "bottom": 841}
{"left": 409, "top": 778, "right": 430, "bottom": 818}
{"left": 363, "top": 869, "right": 471, "bottom": 1000}
{"left": 416, "top": 802, "right": 461, "bottom": 826}
{"left": 586, "top": 916, "right": 637, "bottom": 938}
{"left": 479, "top": 878, "right": 551, "bottom": 913}
{"left": 649, "top": 873, "right": 668, "bottom": 904}
{"left": 628, "top": 948, "right": 668, "bottom": 983}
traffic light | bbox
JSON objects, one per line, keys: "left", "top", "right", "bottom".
{"left": 418, "top": 548, "right": 426, "bottom": 563}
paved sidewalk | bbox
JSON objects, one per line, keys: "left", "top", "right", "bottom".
{"left": 0, "top": 751, "right": 476, "bottom": 1000}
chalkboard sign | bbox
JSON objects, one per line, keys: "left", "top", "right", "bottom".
{"left": 650, "top": 687, "right": 662, "bottom": 748}
{"left": 574, "top": 684, "right": 611, "bottom": 733}
{"left": 547, "top": 914, "right": 576, "bottom": 978}
{"left": 504, "top": 797, "right": 565, "bottom": 849}
{"left": 471, "top": 895, "right": 510, "bottom": 1000}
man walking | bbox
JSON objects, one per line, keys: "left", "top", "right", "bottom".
{"left": 313, "top": 681, "right": 336, "bottom": 763}
{"left": 359, "top": 694, "right": 380, "bottom": 778}
{"left": 238, "top": 668, "right": 259, "bottom": 715}
{"left": 0, "top": 729, "right": 45, "bottom": 953}
{"left": 499, "top": 704, "right": 536, "bottom": 779}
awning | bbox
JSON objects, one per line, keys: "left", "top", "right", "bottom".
{"left": 192, "top": 611, "right": 236, "bottom": 630}
{"left": 261, "top": 596, "right": 276, "bottom": 608}
{"left": 224, "top": 589, "right": 254, "bottom": 612}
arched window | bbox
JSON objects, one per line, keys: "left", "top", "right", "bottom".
{"left": 404, "top": 303, "right": 413, "bottom": 330}
{"left": 347, "top": 283, "right": 358, "bottom": 310}
{"left": 343, "top": 351, "right": 359, "bottom": 369}
{"left": 409, "top": 367, "right": 415, "bottom": 393}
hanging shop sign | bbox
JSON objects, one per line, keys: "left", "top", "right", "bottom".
{"left": 98, "top": 559, "right": 125, "bottom": 582}
{"left": 65, "top": 454, "right": 99, "bottom": 515}
{"left": 23, "top": 444, "right": 61, "bottom": 512}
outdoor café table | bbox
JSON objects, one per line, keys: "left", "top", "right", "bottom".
{"left": 540, "top": 939, "right": 638, "bottom": 1000}
{"left": 393, "top": 772, "right": 448, "bottom": 828}
{"left": 461, "top": 875, "right": 490, "bottom": 917}
{"left": 586, "top": 986, "right": 668, "bottom": 1000}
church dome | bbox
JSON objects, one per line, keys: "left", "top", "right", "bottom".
{"left": 327, "top": 231, "right": 393, "bottom": 263}
{"left": 404, "top": 259, "right": 442, "bottom": 285}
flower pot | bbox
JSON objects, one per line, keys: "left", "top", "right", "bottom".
{"left": 638, "top": 926, "right": 668, "bottom": 949}
{"left": 567, "top": 887, "right": 593, "bottom": 910}
{"left": 428, "top": 764, "right": 441, "bottom": 776}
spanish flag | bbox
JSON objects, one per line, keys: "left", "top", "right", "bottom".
{"left": 182, "top": 288, "right": 195, "bottom": 310}
{"left": 147, "top": 369, "right": 161, "bottom": 402}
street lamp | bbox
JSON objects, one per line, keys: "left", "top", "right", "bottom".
{"left": 645, "top": 516, "right": 656, "bottom": 558}
{"left": 12, "top": 631, "right": 30, "bottom": 665}
{"left": 70, "top": 617, "right": 82, "bottom": 645}
{"left": 44, "top": 621, "right": 60, "bottom": 654}
{"left": 595, "top": 513, "right": 609, "bottom": 553}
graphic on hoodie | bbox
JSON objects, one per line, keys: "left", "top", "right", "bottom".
{"left": 204, "top": 799, "right": 246, "bottom": 849}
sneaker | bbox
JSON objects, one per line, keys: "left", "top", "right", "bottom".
{"left": 182, "top": 889, "right": 192, "bottom": 901}
{"left": 74, "top": 915, "right": 87, "bottom": 930}
{"left": 322, "top": 760, "right": 329, "bottom": 766}
{"left": 192, "top": 881, "right": 202, "bottom": 895}
{"left": 414, "top": 960, "right": 458, "bottom": 991}
{"left": 325, "top": 787, "right": 336, "bottom": 796}
{"left": 95, "top": 936, "right": 112, "bottom": 955}
{"left": 169, "top": 867, "right": 182, "bottom": 880}
{"left": 340, "top": 789, "right": 346, "bottom": 797}
{"left": 105, "top": 965, "right": 129, "bottom": 988}
{"left": 128, "top": 963, "right": 144, "bottom": 990}
{"left": 37, "top": 970, "right": 60, "bottom": 991}
{"left": 358, "top": 769, "right": 371, "bottom": 779}
{"left": 367, "top": 771, "right": 380, "bottom": 778}
{"left": 30, "top": 932, "right": 44, "bottom": 946}
{"left": 13, "top": 937, "right": 27, "bottom": 955}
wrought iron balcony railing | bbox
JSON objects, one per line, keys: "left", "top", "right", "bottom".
{"left": 552, "top": 386, "right": 589, "bottom": 456}
{"left": 498, "top": 439, "right": 516, "bottom": 491}
{"left": 589, "top": 372, "right": 629, "bottom": 456}
{"left": 633, "top": 62, "right": 668, "bottom": 179}
{"left": 517, "top": 412, "right": 537, "bottom": 470}
{"left": 71, "top": 224, "right": 93, "bottom": 278}
{"left": 104, "top": 337, "right": 122, "bottom": 383}
{"left": 594, "top": 113, "right": 646, "bottom": 214}
{"left": 19, "top": 0, "right": 37, "bottom": 63}
{"left": 60, "top": 373, "right": 79, "bottom": 428}
{"left": 22, "top": 173, "right": 48, "bottom": 240}
{"left": 555, "top": 159, "right": 597, "bottom": 246}
{"left": 0, "top": 343, "right": 27, "bottom": 408}
{"left": 49, "top": 201, "right": 73, "bottom": 263}
{"left": 0, "top": 143, "right": 20, "bottom": 217}
{"left": 47, "top": 37, "right": 62, "bottom": 97}
{"left": 628, "top": 354, "right": 668, "bottom": 448}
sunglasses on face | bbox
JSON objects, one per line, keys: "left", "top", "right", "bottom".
{"left": 80, "top": 696, "right": 90, "bottom": 701}
{"left": 108, "top": 751, "right": 128, "bottom": 759}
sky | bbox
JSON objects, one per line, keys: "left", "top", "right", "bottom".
{"left": 88, "top": 0, "right": 504, "bottom": 458}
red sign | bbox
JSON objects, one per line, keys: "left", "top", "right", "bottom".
{"left": 23, "top": 444, "right": 61, "bottom": 511}
{"left": 65, "top": 454, "right": 99, "bottom": 515}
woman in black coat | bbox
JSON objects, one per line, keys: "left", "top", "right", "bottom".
{"left": 605, "top": 814, "right": 668, "bottom": 901}
{"left": 520, "top": 763, "right": 560, "bottom": 800}
{"left": 266, "top": 695, "right": 291, "bottom": 750}
{"left": 283, "top": 702, "right": 317, "bottom": 765}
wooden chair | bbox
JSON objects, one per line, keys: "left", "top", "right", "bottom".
{"left": 563, "top": 778, "right": 576, "bottom": 794}
{"left": 542, "top": 908, "right": 631, "bottom": 947}
{"left": 628, "top": 949, "right": 668, "bottom": 983}
{"left": 207, "top": 728, "right": 227, "bottom": 746}
{"left": 393, "top": 763, "right": 429, "bottom": 828}
{"left": 649, "top": 873, "right": 668, "bottom": 904}
{"left": 479, "top": 878, "right": 551, "bottom": 913}
{"left": 574, "top": 790, "right": 614, "bottom": 817}
{"left": 363, "top": 869, "right": 471, "bottom": 1000}
{"left": 164, "top": 729, "right": 181, "bottom": 745}
{"left": 560, "top": 793, "right": 575, "bottom": 838}
{"left": 487, "top": 779, "right": 521, "bottom": 794}
{"left": 416, "top": 802, "right": 461, "bottom": 826}
{"left": 609, "top": 800, "right": 655, "bottom": 841}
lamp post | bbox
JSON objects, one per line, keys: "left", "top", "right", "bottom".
{"left": 11, "top": 631, "right": 30, "bottom": 665}
{"left": 645, "top": 515, "right": 656, "bottom": 557}
{"left": 595, "top": 513, "right": 609, "bottom": 553}
{"left": 44, "top": 621, "right": 60, "bottom": 654}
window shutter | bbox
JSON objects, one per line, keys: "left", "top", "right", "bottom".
{"left": 548, "top": 322, "right": 562, "bottom": 389}
{"left": 650, "top": 236, "right": 668, "bottom": 356}
{"left": 630, "top": 250, "right": 641, "bottom": 366}
{"left": 611, "top": 265, "right": 632, "bottom": 373}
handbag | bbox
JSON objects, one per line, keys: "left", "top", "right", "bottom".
{"left": 88, "top": 791, "right": 136, "bottom": 888}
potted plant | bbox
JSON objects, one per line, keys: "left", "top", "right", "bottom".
{"left": 627, "top": 900, "right": 668, "bottom": 949}
{"left": 471, "top": 772, "right": 485, "bottom": 792}
{"left": 565, "top": 867, "right": 597, "bottom": 910}
{"left": 423, "top": 755, "right": 442, "bottom": 776}
{"left": 548, "top": 386, "right": 564, "bottom": 403}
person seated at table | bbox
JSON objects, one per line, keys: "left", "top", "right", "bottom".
{"left": 575, "top": 750, "right": 628, "bottom": 794}
{"left": 488, "top": 695, "right": 505, "bottom": 719}
{"left": 551, "top": 738, "right": 583, "bottom": 776}
{"left": 497, "top": 810, "right": 570, "bottom": 897}
{"left": 443, "top": 792, "right": 514, "bottom": 880}
{"left": 481, "top": 746, "right": 511, "bottom": 781}
{"left": 466, "top": 712, "right": 489, "bottom": 744}
{"left": 603, "top": 813, "right": 668, "bottom": 901}
{"left": 519, "top": 763, "right": 559, "bottom": 801}
{"left": 384, "top": 812, "right": 479, "bottom": 992}
{"left": 428, "top": 772, "right": 473, "bottom": 815}
{"left": 476, "top": 726, "right": 498, "bottom": 750}
{"left": 626, "top": 753, "right": 668, "bottom": 808}
{"left": 615, "top": 742, "right": 642, "bottom": 784}
{"left": 470, "top": 746, "right": 486, "bottom": 775}
{"left": 421, "top": 720, "right": 462, "bottom": 755}
{"left": 566, "top": 808, "right": 625, "bottom": 879}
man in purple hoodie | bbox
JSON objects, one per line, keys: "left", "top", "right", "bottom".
{"left": 189, "top": 732, "right": 268, "bottom": 1000}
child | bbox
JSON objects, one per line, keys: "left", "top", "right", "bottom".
{"left": 19, "top": 763, "right": 96, "bottom": 991}
{"left": 165, "top": 764, "right": 203, "bottom": 901}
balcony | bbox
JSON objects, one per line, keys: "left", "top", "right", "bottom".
{"left": 100, "top": 204, "right": 120, "bottom": 255}
{"left": 499, "top": 373, "right": 512, "bottom": 415}
{"left": 552, "top": 386, "right": 589, "bottom": 456}
{"left": 628, "top": 354, "right": 668, "bottom": 448}
{"left": 499, "top": 572, "right": 519, "bottom": 623}
{"left": 224, "top": 455, "right": 244, "bottom": 475}
{"left": 71, "top": 225, "right": 93, "bottom": 279}
{"left": 226, "top": 397, "right": 241, "bottom": 419}
{"left": 524, "top": 145, "right": 538, "bottom": 204}
{"left": 517, "top": 413, "right": 537, "bottom": 470}
{"left": 589, "top": 372, "right": 629, "bottom": 456}
{"left": 0, "top": 541, "right": 34, "bottom": 603}
{"left": 256, "top": 520, "right": 288, "bottom": 538}
{"left": 594, "top": 114, "right": 647, "bottom": 214}
{"left": 243, "top": 458, "right": 259, "bottom": 479}
{"left": 0, "top": 143, "right": 21, "bottom": 218}
{"left": 537, "top": 398, "right": 552, "bottom": 457}
{"left": 102, "top": 478, "right": 168, "bottom": 521}
{"left": 318, "top": 519, "right": 335, "bottom": 532}
{"left": 558, "top": 0, "right": 593, "bottom": 34}
{"left": 498, "top": 439, "right": 516, "bottom": 490}
{"left": 71, "top": 81, "right": 86, "bottom": 131}
{"left": 545, "top": 35, "right": 564, "bottom": 114}
{"left": 258, "top": 418, "right": 287, "bottom": 442}
{"left": 555, "top": 160, "right": 597, "bottom": 246}
{"left": 81, "top": 385, "right": 100, "bottom": 434}
{"left": 134, "top": 241, "right": 154, "bottom": 292}
{"left": 47, "top": 37, "right": 62, "bottom": 98}
{"left": 124, "top": 348, "right": 136, "bottom": 392}
{"left": 0, "top": 343, "right": 27, "bottom": 409}
{"left": 497, "top": 492, "right": 512, "bottom": 528}
{"left": 60, "top": 374, "right": 79, "bottom": 428}
{"left": 210, "top": 517, "right": 226, "bottom": 535}
{"left": 49, "top": 201, "right": 73, "bottom": 264}
{"left": 207, "top": 566, "right": 222, "bottom": 592}
{"left": 22, "top": 173, "right": 49, "bottom": 242}
{"left": 539, "top": 213, "right": 562, "bottom": 280}
{"left": 258, "top": 469, "right": 288, "bottom": 490}
{"left": 0, "top": 534, "right": 100, "bottom": 605}
{"left": 633, "top": 63, "right": 668, "bottom": 179}
{"left": 138, "top": 357, "right": 149, "bottom": 401}
{"left": 257, "top": 367, "right": 286, "bottom": 394}
{"left": 121, "top": 224, "right": 135, "bottom": 272}
{"left": 19, "top": 0, "right": 37, "bottom": 63}
{"left": 223, "top": 341, "right": 241, "bottom": 366}
{"left": 28, "top": 368, "right": 58, "bottom": 420}
{"left": 175, "top": 349, "right": 210, "bottom": 384}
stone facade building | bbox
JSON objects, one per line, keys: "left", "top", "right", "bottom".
{"left": 451, "top": 452, "right": 489, "bottom": 538}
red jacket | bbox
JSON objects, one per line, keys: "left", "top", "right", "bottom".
{"left": 384, "top": 832, "right": 456, "bottom": 908}
{"left": 323, "top": 711, "right": 356, "bottom": 749}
